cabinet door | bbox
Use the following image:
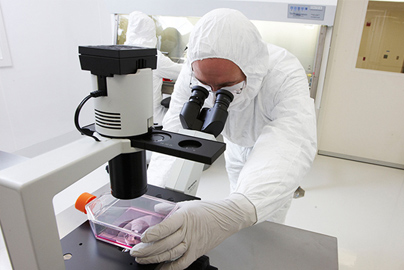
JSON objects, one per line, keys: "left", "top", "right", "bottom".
{"left": 318, "top": 0, "right": 404, "bottom": 169}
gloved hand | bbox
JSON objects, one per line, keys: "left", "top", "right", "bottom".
{"left": 118, "top": 216, "right": 153, "bottom": 246}
{"left": 130, "top": 193, "right": 257, "bottom": 270}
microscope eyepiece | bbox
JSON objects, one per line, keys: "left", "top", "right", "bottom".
{"left": 180, "top": 86, "right": 210, "bottom": 131}
{"left": 189, "top": 86, "right": 210, "bottom": 106}
{"left": 214, "top": 89, "right": 234, "bottom": 109}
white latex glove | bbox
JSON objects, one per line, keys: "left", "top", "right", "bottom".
{"left": 118, "top": 216, "right": 153, "bottom": 246}
{"left": 130, "top": 193, "right": 257, "bottom": 270}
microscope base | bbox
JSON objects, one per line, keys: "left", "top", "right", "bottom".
{"left": 61, "top": 185, "right": 217, "bottom": 270}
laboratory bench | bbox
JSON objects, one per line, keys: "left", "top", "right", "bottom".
{"left": 0, "top": 150, "right": 338, "bottom": 270}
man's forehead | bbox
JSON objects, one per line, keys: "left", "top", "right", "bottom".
{"left": 192, "top": 58, "right": 241, "bottom": 74}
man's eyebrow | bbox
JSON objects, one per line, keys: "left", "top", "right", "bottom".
{"left": 196, "top": 76, "right": 238, "bottom": 87}
{"left": 218, "top": 80, "right": 239, "bottom": 87}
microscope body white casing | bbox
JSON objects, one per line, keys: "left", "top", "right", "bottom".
{"left": 93, "top": 69, "right": 154, "bottom": 138}
{"left": 165, "top": 129, "right": 216, "bottom": 196}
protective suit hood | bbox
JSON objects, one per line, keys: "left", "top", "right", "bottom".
{"left": 187, "top": 9, "right": 269, "bottom": 110}
{"left": 124, "top": 11, "right": 157, "bottom": 48}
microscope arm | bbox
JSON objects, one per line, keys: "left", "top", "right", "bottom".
{"left": 0, "top": 137, "right": 133, "bottom": 270}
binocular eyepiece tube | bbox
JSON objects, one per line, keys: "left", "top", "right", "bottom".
{"left": 189, "top": 86, "right": 210, "bottom": 107}
{"left": 213, "top": 89, "right": 234, "bottom": 109}
{"left": 180, "top": 86, "right": 234, "bottom": 137}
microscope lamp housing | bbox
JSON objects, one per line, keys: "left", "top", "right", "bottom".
{"left": 79, "top": 45, "right": 157, "bottom": 138}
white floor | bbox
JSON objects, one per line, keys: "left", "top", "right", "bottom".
{"left": 183, "top": 154, "right": 404, "bottom": 270}
{"left": 1, "top": 154, "right": 404, "bottom": 269}
{"left": 285, "top": 155, "right": 404, "bottom": 270}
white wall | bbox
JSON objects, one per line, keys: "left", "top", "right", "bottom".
{"left": 0, "top": 0, "right": 113, "bottom": 154}
{"left": 252, "top": 21, "right": 320, "bottom": 74}
{"left": 317, "top": 0, "right": 404, "bottom": 168}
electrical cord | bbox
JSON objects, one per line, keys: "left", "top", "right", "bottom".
{"left": 74, "top": 90, "right": 106, "bottom": 142}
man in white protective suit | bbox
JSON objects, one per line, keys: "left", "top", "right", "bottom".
{"left": 125, "top": 11, "right": 183, "bottom": 125}
{"left": 130, "top": 8, "right": 317, "bottom": 270}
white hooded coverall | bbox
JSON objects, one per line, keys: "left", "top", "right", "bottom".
{"left": 124, "top": 11, "right": 182, "bottom": 125}
{"left": 147, "top": 8, "right": 317, "bottom": 224}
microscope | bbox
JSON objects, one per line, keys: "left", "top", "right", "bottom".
{"left": 0, "top": 45, "right": 229, "bottom": 270}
